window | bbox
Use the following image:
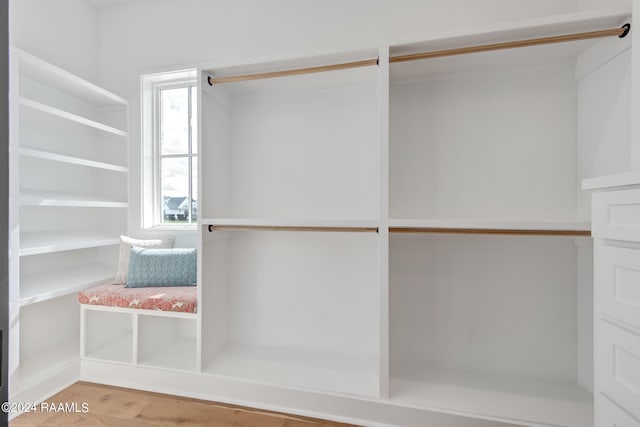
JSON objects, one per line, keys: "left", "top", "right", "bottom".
{"left": 141, "top": 70, "right": 197, "bottom": 229}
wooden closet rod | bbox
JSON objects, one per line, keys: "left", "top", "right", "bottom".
{"left": 390, "top": 23, "right": 631, "bottom": 63}
{"left": 208, "top": 224, "right": 379, "bottom": 233}
{"left": 389, "top": 227, "right": 591, "bottom": 236}
{"left": 207, "top": 58, "right": 378, "bottom": 85}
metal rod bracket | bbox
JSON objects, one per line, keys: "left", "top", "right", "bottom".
{"left": 620, "top": 23, "right": 631, "bottom": 38}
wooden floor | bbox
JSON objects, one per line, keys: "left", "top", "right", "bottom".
{"left": 10, "top": 382, "right": 360, "bottom": 427}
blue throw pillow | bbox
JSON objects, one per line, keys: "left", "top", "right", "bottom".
{"left": 126, "top": 246, "right": 197, "bottom": 288}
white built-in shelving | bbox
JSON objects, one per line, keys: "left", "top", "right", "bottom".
{"left": 20, "top": 190, "right": 128, "bottom": 208}
{"left": 18, "top": 97, "right": 128, "bottom": 137}
{"left": 19, "top": 230, "right": 120, "bottom": 256}
{"left": 81, "top": 307, "right": 197, "bottom": 372}
{"left": 17, "top": 8, "right": 634, "bottom": 427}
{"left": 189, "top": 9, "right": 636, "bottom": 427}
{"left": 9, "top": 47, "right": 128, "bottom": 404}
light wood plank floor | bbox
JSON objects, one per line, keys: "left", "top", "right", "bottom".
{"left": 10, "top": 382, "right": 361, "bottom": 427}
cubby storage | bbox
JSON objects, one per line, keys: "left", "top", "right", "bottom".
{"left": 82, "top": 309, "right": 133, "bottom": 363}
{"left": 138, "top": 314, "right": 197, "bottom": 371}
{"left": 201, "top": 228, "right": 381, "bottom": 396}
{"left": 9, "top": 48, "right": 128, "bottom": 402}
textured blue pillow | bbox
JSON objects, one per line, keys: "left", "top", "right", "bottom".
{"left": 126, "top": 247, "right": 197, "bottom": 288}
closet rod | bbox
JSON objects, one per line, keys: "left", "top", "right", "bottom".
{"left": 389, "top": 227, "right": 591, "bottom": 236}
{"left": 208, "top": 225, "right": 378, "bottom": 233}
{"left": 390, "top": 23, "right": 630, "bottom": 63}
{"left": 207, "top": 58, "right": 378, "bottom": 85}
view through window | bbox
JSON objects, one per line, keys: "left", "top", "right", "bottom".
{"left": 158, "top": 83, "right": 197, "bottom": 225}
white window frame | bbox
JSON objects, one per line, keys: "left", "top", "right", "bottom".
{"left": 141, "top": 69, "right": 197, "bottom": 230}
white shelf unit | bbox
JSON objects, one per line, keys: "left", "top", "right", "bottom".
{"left": 387, "top": 11, "right": 630, "bottom": 427}
{"left": 200, "top": 227, "right": 381, "bottom": 397}
{"left": 81, "top": 306, "right": 198, "bottom": 372}
{"left": 199, "top": 52, "right": 384, "bottom": 397}
{"left": 9, "top": 48, "right": 128, "bottom": 402}
{"left": 19, "top": 230, "right": 120, "bottom": 256}
{"left": 194, "top": 10, "right": 634, "bottom": 427}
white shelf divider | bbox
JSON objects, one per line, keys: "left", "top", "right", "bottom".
{"left": 20, "top": 190, "right": 128, "bottom": 208}
{"left": 20, "top": 147, "right": 128, "bottom": 173}
{"left": 20, "top": 263, "right": 114, "bottom": 306}
{"left": 19, "top": 230, "right": 120, "bottom": 256}
{"left": 19, "top": 97, "right": 128, "bottom": 137}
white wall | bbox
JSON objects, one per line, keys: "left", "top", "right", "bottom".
{"left": 10, "top": 0, "right": 99, "bottom": 81}
{"left": 97, "top": 0, "right": 591, "bottom": 240}
{"left": 579, "top": 0, "right": 631, "bottom": 11}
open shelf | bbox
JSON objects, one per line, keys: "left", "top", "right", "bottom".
{"left": 83, "top": 310, "right": 133, "bottom": 363}
{"left": 20, "top": 190, "right": 128, "bottom": 208}
{"left": 20, "top": 147, "right": 127, "bottom": 173}
{"left": 201, "top": 229, "right": 380, "bottom": 397}
{"left": 20, "top": 230, "right": 120, "bottom": 256}
{"left": 390, "top": 370, "right": 592, "bottom": 427}
{"left": 206, "top": 344, "right": 379, "bottom": 397}
{"left": 138, "top": 316, "right": 197, "bottom": 371}
{"left": 84, "top": 333, "right": 133, "bottom": 363}
{"left": 20, "top": 262, "right": 114, "bottom": 306}
{"left": 389, "top": 232, "right": 593, "bottom": 426}
{"left": 19, "top": 97, "right": 128, "bottom": 137}
{"left": 14, "top": 47, "right": 127, "bottom": 107}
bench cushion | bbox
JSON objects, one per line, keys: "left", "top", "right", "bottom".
{"left": 78, "top": 283, "right": 196, "bottom": 313}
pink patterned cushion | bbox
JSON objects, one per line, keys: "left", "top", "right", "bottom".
{"left": 78, "top": 283, "right": 196, "bottom": 313}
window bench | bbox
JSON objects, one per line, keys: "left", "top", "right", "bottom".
{"left": 78, "top": 283, "right": 198, "bottom": 370}
{"left": 78, "top": 283, "right": 197, "bottom": 313}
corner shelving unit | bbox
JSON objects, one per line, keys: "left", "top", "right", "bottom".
{"left": 9, "top": 48, "right": 128, "bottom": 403}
